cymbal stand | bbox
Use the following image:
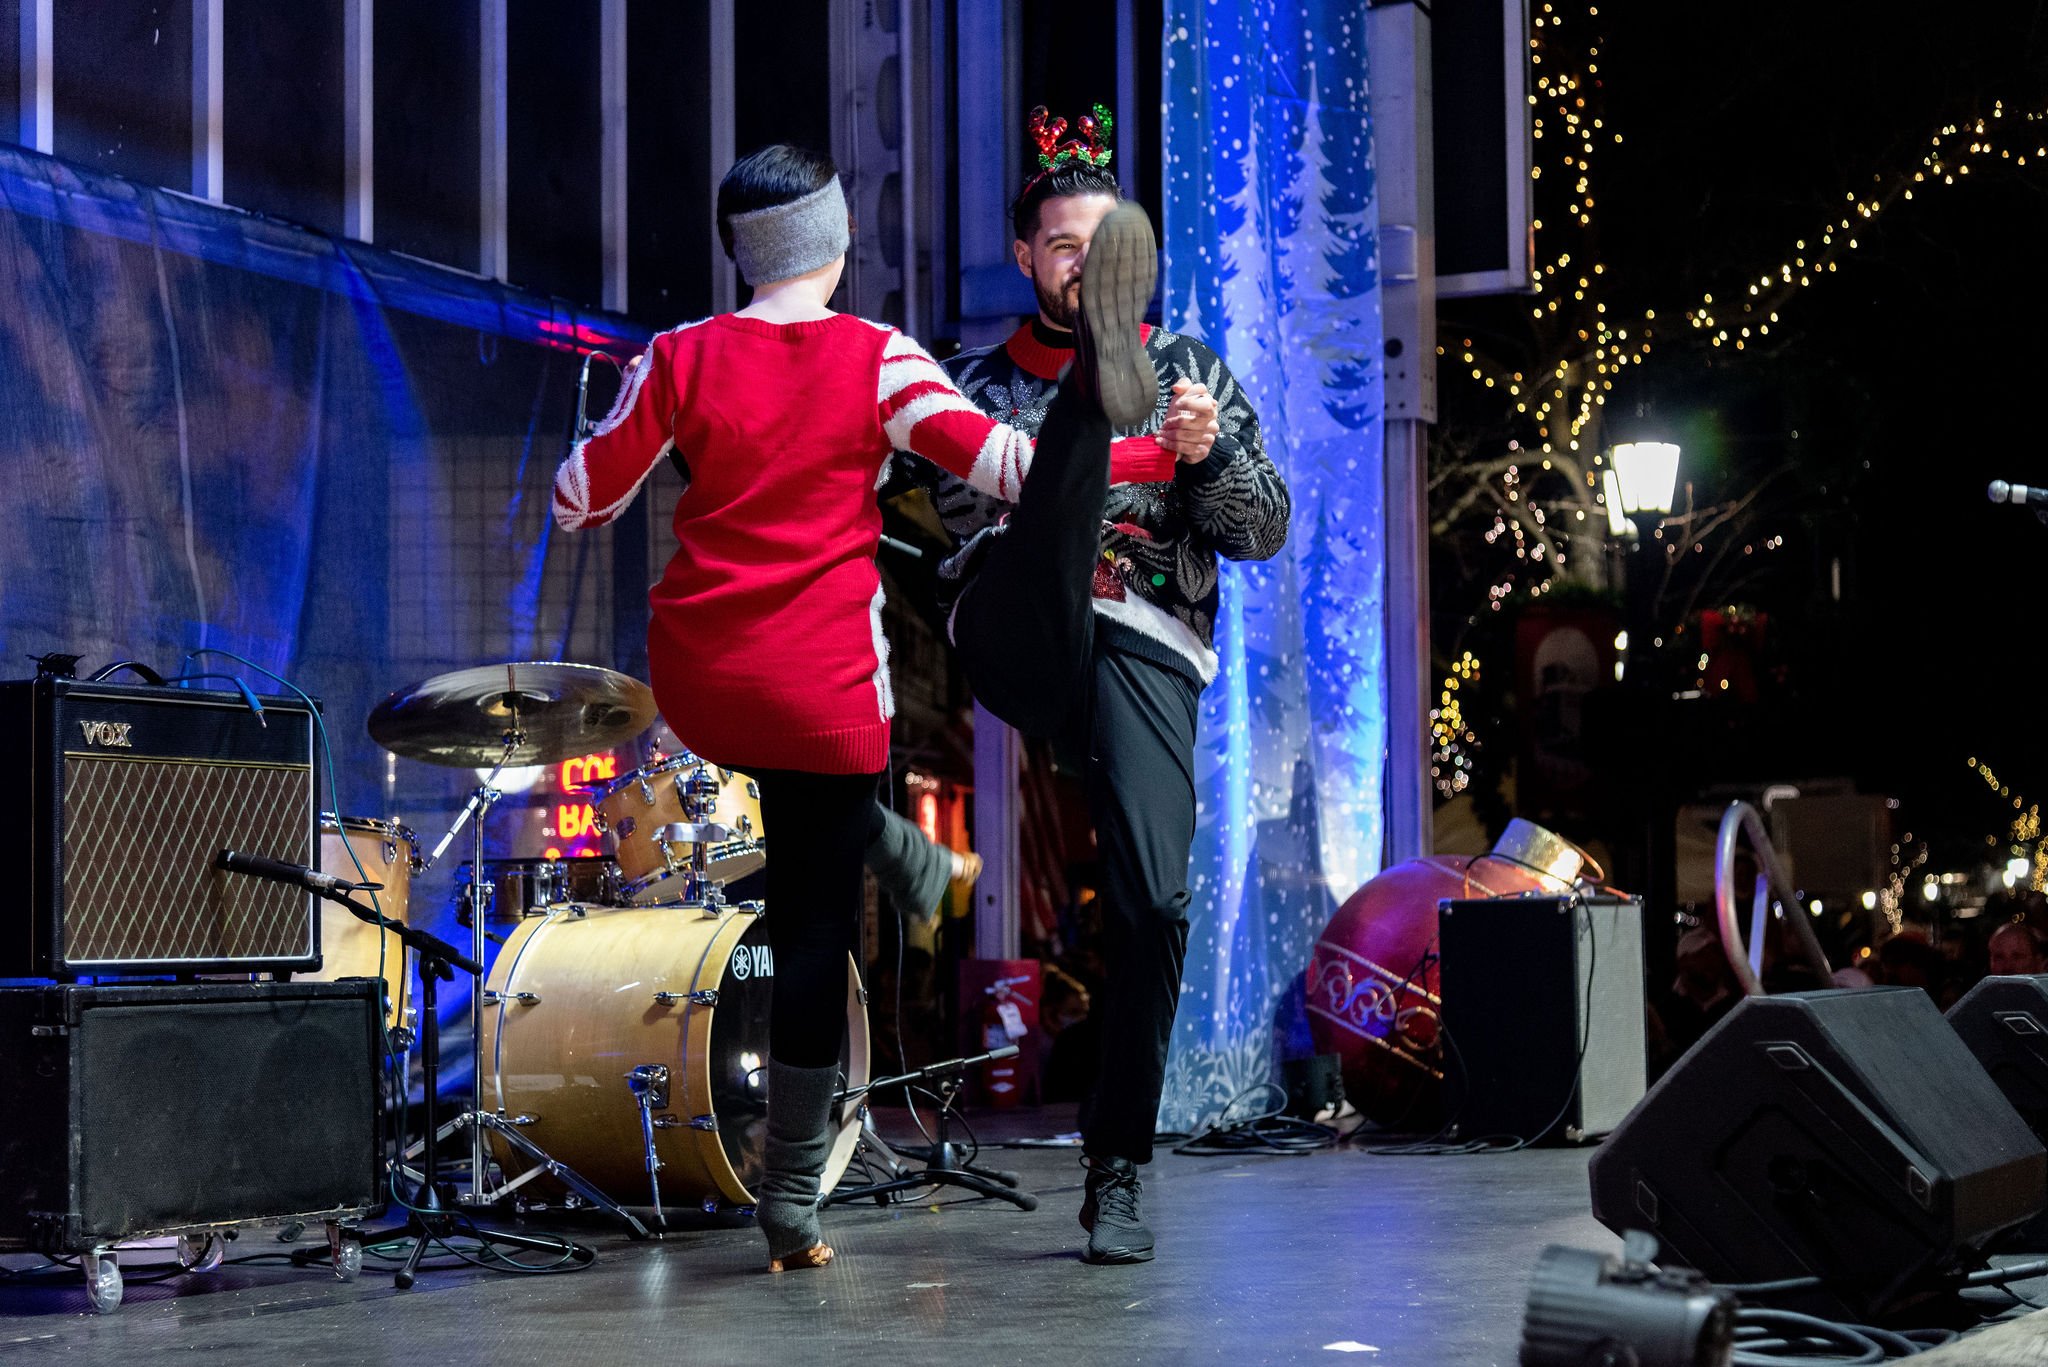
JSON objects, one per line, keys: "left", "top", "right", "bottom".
{"left": 420, "top": 726, "right": 652, "bottom": 1238}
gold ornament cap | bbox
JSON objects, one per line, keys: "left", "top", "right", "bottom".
{"left": 1489, "top": 816, "right": 1598, "bottom": 888}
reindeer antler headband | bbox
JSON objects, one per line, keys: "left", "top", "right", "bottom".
{"left": 1019, "top": 103, "right": 1115, "bottom": 196}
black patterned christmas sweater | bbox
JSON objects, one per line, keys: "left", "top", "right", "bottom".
{"left": 898, "top": 319, "right": 1291, "bottom": 687}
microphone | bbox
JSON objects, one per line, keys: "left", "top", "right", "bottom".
{"left": 216, "top": 849, "right": 370, "bottom": 896}
{"left": 1988, "top": 479, "right": 2048, "bottom": 506}
{"left": 575, "top": 350, "right": 598, "bottom": 439}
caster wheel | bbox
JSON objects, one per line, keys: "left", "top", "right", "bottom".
{"left": 333, "top": 1236, "right": 363, "bottom": 1282}
{"left": 85, "top": 1251, "right": 123, "bottom": 1315}
{"left": 177, "top": 1234, "right": 224, "bottom": 1273}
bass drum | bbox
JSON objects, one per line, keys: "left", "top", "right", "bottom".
{"left": 482, "top": 903, "right": 868, "bottom": 1209}
{"left": 304, "top": 815, "right": 419, "bottom": 1035}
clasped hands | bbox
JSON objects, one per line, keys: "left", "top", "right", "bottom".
{"left": 1155, "top": 379, "right": 1221, "bottom": 464}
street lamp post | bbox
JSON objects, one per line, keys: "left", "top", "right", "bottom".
{"left": 1607, "top": 442, "right": 1682, "bottom": 977}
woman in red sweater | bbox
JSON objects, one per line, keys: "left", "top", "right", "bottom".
{"left": 553, "top": 144, "right": 1158, "bottom": 1271}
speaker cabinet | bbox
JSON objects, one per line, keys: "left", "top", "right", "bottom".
{"left": 1590, "top": 988, "right": 2046, "bottom": 1320}
{"left": 1438, "top": 893, "right": 1646, "bottom": 1144}
{"left": 0, "top": 980, "right": 384, "bottom": 1253}
{"left": 1946, "top": 974, "right": 2048, "bottom": 1248}
{"left": 0, "top": 675, "right": 320, "bottom": 977}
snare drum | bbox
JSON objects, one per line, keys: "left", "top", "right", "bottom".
{"left": 456, "top": 855, "right": 622, "bottom": 922}
{"left": 305, "top": 815, "right": 420, "bottom": 1034}
{"left": 482, "top": 903, "right": 867, "bottom": 1209}
{"left": 593, "top": 757, "right": 767, "bottom": 903}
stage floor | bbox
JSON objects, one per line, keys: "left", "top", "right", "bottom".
{"left": 1, "top": 1106, "right": 2040, "bottom": 1365}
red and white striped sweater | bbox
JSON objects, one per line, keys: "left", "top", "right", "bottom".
{"left": 553, "top": 312, "right": 1033, "bottom": 774}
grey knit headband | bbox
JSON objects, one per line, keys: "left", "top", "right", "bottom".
{"left": 727, "top": 178, "right": 850, "bottom": 287}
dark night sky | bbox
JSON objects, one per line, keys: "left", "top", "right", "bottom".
{"left": 1512, "top": 1, "right": 2048, "bottom": 862}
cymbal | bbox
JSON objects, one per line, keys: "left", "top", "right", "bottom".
{"left": 368, "top": 661, "right": 658, "bottom": 768}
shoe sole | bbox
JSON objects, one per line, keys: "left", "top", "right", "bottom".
{"left": 1082, "top": 1243, "right": 1155, "bottom": 1266}
{"left": 1079, "top": 204, "right": 1159, "bottom": 429}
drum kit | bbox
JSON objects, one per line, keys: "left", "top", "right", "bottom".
{"left": 315, "top": 659, "right": 870, "bottom": 1234}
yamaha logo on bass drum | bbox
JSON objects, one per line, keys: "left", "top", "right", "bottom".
{"left": 728, "top": 943, "right": 774, "bottom": 980}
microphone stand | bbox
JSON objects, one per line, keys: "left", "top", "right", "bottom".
{"left": 283, "top": 885, "right": 597, "bottom": 1288}
{"left": 820, "top": 1046, "right": 1038, "bottom": 1212}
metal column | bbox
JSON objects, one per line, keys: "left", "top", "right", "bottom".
{"left": 1370, "top": 2, "right": 1438, "bottom": 864}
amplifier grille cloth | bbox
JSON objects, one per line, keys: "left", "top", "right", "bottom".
{"left": 60, "top": 757, "right": 311, "bottom": 962}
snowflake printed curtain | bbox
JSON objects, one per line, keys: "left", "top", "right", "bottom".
{"left": 1157, "top": 0, "right": 1387, "bottom": 1130}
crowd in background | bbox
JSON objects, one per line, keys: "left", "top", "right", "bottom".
{"left": 1647, "top": 889, "right": 2048, "bottom": 1077}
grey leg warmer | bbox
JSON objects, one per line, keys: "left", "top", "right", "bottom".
{"left": 756, "top": 1060, "right": 841, "bottom": 1263}
{"left": 866, "top": 802, "right": 955, "bottom": 922}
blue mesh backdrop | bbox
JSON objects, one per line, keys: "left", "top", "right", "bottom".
{"left": 1157, "top": 1, "right": 1388, "bottom": 1130}
{"left": 0, "top": 144, "right": 652, "bottom": 1100}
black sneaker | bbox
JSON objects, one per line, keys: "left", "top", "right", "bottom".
{"left": 1079, "top": 1155, "right": 1155, "bottom": 1265}
{"left": 1074, "top": 203, "right": 1159, "bottom": 430}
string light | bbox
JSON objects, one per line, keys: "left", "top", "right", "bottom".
{"left": 1441, "top": 3, "right": 2037, "bottom": 619}
{"left": 1429, "top": 652, "right": 1483, "bottom": 797}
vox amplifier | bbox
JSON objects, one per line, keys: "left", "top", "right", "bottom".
{"left": 0, "top": 673, "right": 321, "bottom": 976}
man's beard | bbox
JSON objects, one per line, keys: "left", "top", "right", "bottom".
{"left": 1034, "top": 271, "right": 1079, "bottom": 328}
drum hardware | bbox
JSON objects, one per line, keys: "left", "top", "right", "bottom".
{"left": 271, "top": 884, "right": 600, "bottom": 1285}
{"left": 368, "top": 662, "right": 658, "bottom": 1238}
{"left": 652, "top": 989, "right": 719, "bottom": 1007}
{"left": 820, "top": 1045, "right": 1040, "bottom": 1213}
{"left": 654, "top": 819, "right": 733, "bottom": 911}
{"left": 624, "top": 1064, "right": 672, "bottom": 1228}
{"left": 483, "top": 990, "right": 540, "bottom": 1006}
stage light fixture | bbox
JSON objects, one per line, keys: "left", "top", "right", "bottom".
{"left": 1520, "top": 1231, "right": 1736, "bottom": 1367}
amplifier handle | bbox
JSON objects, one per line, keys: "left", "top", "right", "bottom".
{"left": 86, "top": 659, "right": 168, "bottom": 685}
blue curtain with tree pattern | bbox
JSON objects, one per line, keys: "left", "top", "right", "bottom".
{"left": 1156, "top": 0, "right": 1388, "bottom": 1130}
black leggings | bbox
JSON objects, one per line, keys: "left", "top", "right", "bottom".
{"left": 747, "top": 767, "right": 881, "bottom": 1070}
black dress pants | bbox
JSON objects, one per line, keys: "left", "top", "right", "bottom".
{"left": 950, "top": 385, "right": 1197, "bottom": 1164}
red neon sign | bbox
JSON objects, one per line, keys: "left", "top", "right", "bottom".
{"left": 559, "top": 753, "right": 618, "bottom": 791}
{"left": 558, "top": 803, "right": 600, "bottom": 841}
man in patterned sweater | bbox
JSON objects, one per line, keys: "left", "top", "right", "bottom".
{"left": 900, "top": 149, "right": 1290, "bottom": 1265}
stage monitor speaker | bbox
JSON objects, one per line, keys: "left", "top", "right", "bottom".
{"left": 1589, "top": 988, "right": 2047, "bottom": 1321}
{"left": 0, "top": 980, "right": 384, "bottom": 1254}
{"left": 1946, "top": 974, "right": 2048, "bottom": 1248}
{"left": 1438, "top": 893, "right": 1646, "bottom": 1144}
{"left": 0, "top": 673, "right": 320, "bottom": 976}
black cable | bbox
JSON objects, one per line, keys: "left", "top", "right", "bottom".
{"left": 1368, "top": 899, "right": 1599, "bottom": 1156}
{"left": 1729, "top": 1307, "right": 1957, "bottom": 1364}
{"left": 1960, "top": 1257, "right": 2048, "bottom": 1286}
{"left": 1170, "top": 1082, "right": 1342, "bottom": 1157}
{"left": 1721, "top": 1275, "right": 1826, "bottom": 1295}
{"left": 873, "top": 761, "right": 937, "bottom": 1154}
